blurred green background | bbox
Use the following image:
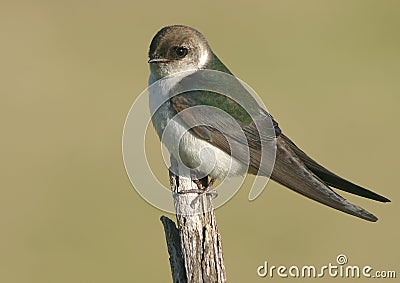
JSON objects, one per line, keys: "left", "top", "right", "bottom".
{"left": 1, "top": 0, "right": 399, "bottom": 282}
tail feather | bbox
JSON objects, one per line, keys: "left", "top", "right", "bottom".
{"left": 271, "top": 136, "right": 379, "bottom": 222}
{"left": 280, "top": 134, "right": 390, "bottom": 203}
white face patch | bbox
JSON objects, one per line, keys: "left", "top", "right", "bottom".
{"left": 198, "top": 48, "right": 209, "bottom": 69}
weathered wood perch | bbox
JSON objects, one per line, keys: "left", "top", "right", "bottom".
{"left": 161, "top": 157, "right": 227, "bottom": 283}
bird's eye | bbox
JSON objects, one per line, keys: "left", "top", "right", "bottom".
{"left": 174, "top": 46, "right": 188, "bottom": 58}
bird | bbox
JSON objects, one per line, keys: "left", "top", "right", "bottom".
{"left": 147, "top": 25, "right": 390, "bottom": 222}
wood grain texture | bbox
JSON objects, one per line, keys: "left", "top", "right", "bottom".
{"left": 161, "top": 157, "right": 226, "bottom": 283}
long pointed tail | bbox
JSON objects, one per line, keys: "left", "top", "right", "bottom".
{"left": 271, "top": 136, "right": 379, "bottom": 222}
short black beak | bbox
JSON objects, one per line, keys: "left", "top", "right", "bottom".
{"left": 148, "top": 58, "right": 170, "bottom": 63}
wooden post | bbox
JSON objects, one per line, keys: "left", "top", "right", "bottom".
{"left": 161, "top": 157, "right": 227, "bottom": 283}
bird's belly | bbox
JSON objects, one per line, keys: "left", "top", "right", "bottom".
{"left": 178, "top": 129, "right": 248, "bottom": 179}
{"left": 149, "top": 77, "right": 247, "bottom": 179}
{"left": 155, "top": 114, "right": 247, "bottom": 179}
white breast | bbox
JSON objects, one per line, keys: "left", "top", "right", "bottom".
{"left": 148, "top": 74, "right": 247, "bottom": 179}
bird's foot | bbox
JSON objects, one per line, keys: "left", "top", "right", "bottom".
{"left": 178, "top": 178, "right": 217, "bottom": 208}
{"left": 175, "top": 178, "right": 217, "bottom": 195}
{"left": 193, "top": 178, "right": 217, "bottom": 198}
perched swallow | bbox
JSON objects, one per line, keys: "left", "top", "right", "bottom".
{"left": 148, "top": 25, "right": 390, "bottom": 222}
